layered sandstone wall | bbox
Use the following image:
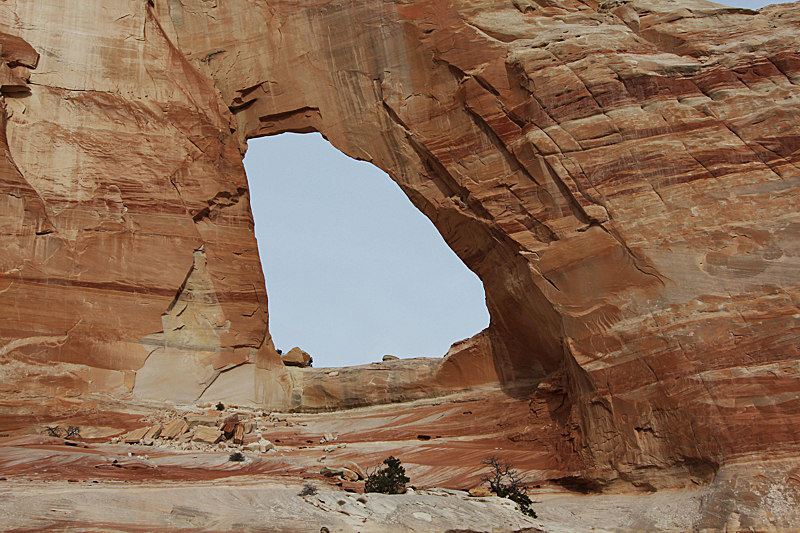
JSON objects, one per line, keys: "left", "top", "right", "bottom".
{"left": 0, "top": 1, "right": 289, "bottom": 406}
{"left": 161, "top": 0, "right": 800, "bottom": 485}
{"left": 1, "top": 0, "right": 799, "bottom": 490}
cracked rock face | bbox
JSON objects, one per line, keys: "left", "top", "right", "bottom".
{"left": 1, "top": 0, "right": 800, "bottom": 493}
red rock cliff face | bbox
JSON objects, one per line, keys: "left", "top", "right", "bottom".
{"left": 1, "top": 0, "right": 800, "bottom": 488}
{"left": 0, "top": 1, "right": 288, "bottom": 406}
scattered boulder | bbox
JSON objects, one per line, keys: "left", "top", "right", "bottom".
{"left": 320, "top": 466, "right": 359, "bottom": 481}
{"left": 122, "top": 427, "right": 149, "bottom": 444}
{"left": 343, "top": 460, "right": 366, "bottom": 480}
{"left": 143, "top": 424, "right": 162, "bottom": 440}
{"left": 221, "top": 421, "right": 238, "bottom": 440}
{"left": 340, "top": 467, "right": 360, "bottom": 482}
{"left": 282, "top": 347, "right": 312, "bottom": 367}
{"left": 186, "top": 414, "right": 220, "bottom": 428}
{"left": 320, "top": 466, "right": 344, "bottom": 478}
{"left": 161, "top": 419, "right": 188, "bottom": 439}
{"left": 219, "top": 413, "right": 239, "bottom": 426}
{"left": 192, "top": 425, "right": 223, "bottom": 445}
{"left": 245, "top": 439, "right": 274, "bottom": 453}
{"left": 382, "top": 354, "right": 399, "bottom": 361}
{"left": 233, "top": 424, "right": 244, "bottom": 445}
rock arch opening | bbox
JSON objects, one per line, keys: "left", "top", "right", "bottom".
{"left": 243, "top": 132, "right": 490, "bottom": 368}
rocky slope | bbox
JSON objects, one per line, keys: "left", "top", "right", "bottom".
{"left": 1, "top": 0, "right": 800, "bottom": 522}
{"left": 0, "top": 395, "right": 798, "bottom": 532}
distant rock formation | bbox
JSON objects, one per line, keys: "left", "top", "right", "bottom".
{"left": 1, "top": 0, "right": 799, "bottom": 496}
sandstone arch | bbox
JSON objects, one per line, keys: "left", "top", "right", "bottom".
{"left": 1, "top": 0, "right": 800, "bottom": 489}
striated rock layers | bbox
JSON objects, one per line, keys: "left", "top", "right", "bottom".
{"left": 1, "top": 0, "right": 800, "bottom": 492}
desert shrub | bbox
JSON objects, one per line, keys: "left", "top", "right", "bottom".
{"left": 365, "top": 456, "right": 409, "bottom": 494}
{"left": 299, "top": 482, "right": 318, "bottom": 496}
{"left": 229, "top": 452, "right": 245, "bottom": 462}
{"left": 482, "top": 456, "right": 537, "bottom": 518}
{"left": 216, "top": 402, "right": 225, "bottom": 411}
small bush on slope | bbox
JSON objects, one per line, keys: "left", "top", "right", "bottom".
{"left": 365, "top": 456, "right": 409, "bottom": 494}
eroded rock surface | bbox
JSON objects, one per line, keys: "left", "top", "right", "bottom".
{"left": 0, "top": 394, "right": 798, "bottom": 532}
{"left": 0, "top": 0, "right": 799, "bottom": 517}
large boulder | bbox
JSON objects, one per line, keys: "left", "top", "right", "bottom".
{"left": 245, "top": 439, "right": 275, "bottom": 453}
{"left": 281, "top": 347, "right": 312, "bottom": 368}
{"left": 122, "top": 427, "right": 149, "bottom": 444}
{"left": 143, "top": 425, "right": 162, "bottom": 440}
{"left": 320, "top": 466, "right": 359, "bottom": 481}
{"left": 343, "top": 461, "right": 366, "bottom": 480}
{"left": 161, "top": 420, "right": 189, "bottom": 440}
{"left": 186, "top": 415, "right": 220, "bottom": 429}
{"left": 192, "top": 426, "right": 223, "bottom": 445}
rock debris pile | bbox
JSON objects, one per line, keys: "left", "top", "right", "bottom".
{"left": 114, "top": 409, "right": 276, "bottom": 454}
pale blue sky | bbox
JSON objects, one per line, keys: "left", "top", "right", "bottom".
{"left": 244, "top": 0, "right": 778, "bottom": 367}
{"left": 245, "top": 133, "right": 489, "bottom": 367}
